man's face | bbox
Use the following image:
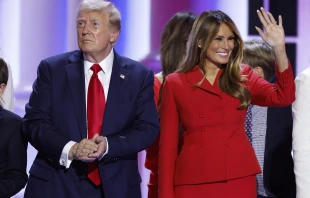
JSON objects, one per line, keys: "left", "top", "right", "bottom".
{"left": 77, "top": 11, "right": 119, "bottom": 61}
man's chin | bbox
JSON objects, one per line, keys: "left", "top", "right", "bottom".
{"left": 80, "top": 47, "right": 94, "bottom": 53}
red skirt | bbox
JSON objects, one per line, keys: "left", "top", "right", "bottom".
{"left": 174, "top": 175, "right": 256, "bottom": 198}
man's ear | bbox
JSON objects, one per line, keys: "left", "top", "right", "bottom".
{"left": 0, "top": 83, "right": 6, "bottom": 96}
{"left": 253, "top": 66, "right": 265, "bottom": 79}
{"left": 110, "top": 30, "right": 120, "bottom": 43}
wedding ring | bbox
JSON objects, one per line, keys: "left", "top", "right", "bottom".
{"left": 272, "top": 20, "right": 277, "bottom": 24}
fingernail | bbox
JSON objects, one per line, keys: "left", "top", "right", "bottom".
{"left": 260, "top": 7, "right": 264, "bottom": 10}
{"left": 257, "top": 10, "right": 259, "bottom": 12}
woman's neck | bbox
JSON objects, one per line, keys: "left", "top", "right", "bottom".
{"left": 203, "top": 63, "right": 221, "bottom": 85}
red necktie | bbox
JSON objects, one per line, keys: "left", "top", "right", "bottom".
{"left": 87, "top": 64, "right": 105, "bottom": 186}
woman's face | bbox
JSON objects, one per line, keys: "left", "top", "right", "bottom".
{"left": 205, "top": 23, "right": 235, "bottom": 67}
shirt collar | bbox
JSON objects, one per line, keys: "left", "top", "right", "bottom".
{"left": 83, "top": 49, "right": 114, "bottom": 76}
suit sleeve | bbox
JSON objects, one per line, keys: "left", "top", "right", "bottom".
{"left": 158, "top": 76, "right": 179, "bottom": 198}
{"left": 0, "top": 122, "right": 28, "bottom": 197}
{"left": 292, "top": 68, "right": 310, "bottom": 198}
{"left": 105, "top": 69, "right": 160, "bottom": 158}
{"left": 22, "top": 60, "right": 70, "bottom": 162}
{"left": 245, "top": 62, "right": 295, "bottom": 106}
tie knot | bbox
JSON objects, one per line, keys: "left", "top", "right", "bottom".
{"left": 91, "top": 64, "right": 102, "bottom": 75}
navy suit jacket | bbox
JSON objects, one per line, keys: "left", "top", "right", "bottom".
{"left": 22, "top": 50, "right": 159, "bottom": 198}
{"left": 264, "top": 105, "right": 296, "bottom": 197}
{"left": 0, "top": 106, "right": 28, "bottom": 198}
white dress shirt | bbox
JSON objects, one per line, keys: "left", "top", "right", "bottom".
{"left": 292, "top": 67, "right": 310, "bottom": 198}
{"left": 59, "top": 49, "right": 114, "bottom": 168}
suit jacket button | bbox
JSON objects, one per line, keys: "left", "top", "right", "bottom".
{"left": 200, "top": 143, "right": 204, "bottom": 147}
{"left": 201, "top": 127, "right": 206, "bottom": 132}
{"left": 199, "top": 113, "right": 204, "bottom": 118}
{"left": 222, "top": 125, "right": 227, "bottom": 129}
{"left": 221, "top": 110, "right": 225, "bottom": 114}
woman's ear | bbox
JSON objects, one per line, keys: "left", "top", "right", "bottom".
{"left": 198, "top": 40, "right": 202, "bottom": 48}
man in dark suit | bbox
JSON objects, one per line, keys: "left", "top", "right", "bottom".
{"left": 22, "top": 1, "right": 159, "bottom": 198}
{"left": 243, "top": 40, "right": 296, "bottom": 198}
{"left": 0, "top": 58, "right": 28, "bottom": 198}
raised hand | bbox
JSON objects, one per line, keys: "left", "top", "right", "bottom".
{"left": 256, "top": 7, "right": 288, "bottom": 71}
{"left": 255, "top": 7, "right": 285, "bottom": 48}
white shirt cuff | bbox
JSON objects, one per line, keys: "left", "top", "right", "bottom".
{"left": 99, "top": 137, "right": 108, "bottom": 161}
{"left": 59, "top": 141, "right": 76, "bottom": 168}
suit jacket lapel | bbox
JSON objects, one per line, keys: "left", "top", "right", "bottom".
{"left": 185, "top": 66, "right": 222, "bottom": 96}
{"left": 102, "top": 51, "right": 129, "bottom": 136}
{"left": 65, "top": 51, "right": 87, "bottom": 139}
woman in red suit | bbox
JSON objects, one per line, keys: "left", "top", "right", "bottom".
{"left": 158, "top": 8, "right": 295, "bottom": 198}
{"left": 145, "top": 11, "right": 196, "bottom": 198}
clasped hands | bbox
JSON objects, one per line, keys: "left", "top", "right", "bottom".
{"left": 69, "top": 134, "right": 107, "bottom": 162}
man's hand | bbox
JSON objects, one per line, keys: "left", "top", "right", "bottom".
{"left": 87, "top": 136, "right": 107, "bottom": 159}
{"left": 68, "top": 134, "right": 99, "bottom": 162}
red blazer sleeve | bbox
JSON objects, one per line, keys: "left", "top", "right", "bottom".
{"left": 145, "top": 76, "right": 161, "bottom": 174}
{"left": 158, "top": 75, "right": 179, "bottom": 198}
{"left": 154, "top": 77, "right": 161, "bottom": 108}
{"left": 243, "top": 62, "right": 295, "bottom": 106}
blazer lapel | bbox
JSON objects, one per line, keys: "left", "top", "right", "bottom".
{"left": 102, "top": 51, "right": 129, "bottom": 136}
{"left": 65, "top": 51, "right": 87, "bottom": 139}
{"left": 185, "top": 66, "right": 222, "bottom": 96}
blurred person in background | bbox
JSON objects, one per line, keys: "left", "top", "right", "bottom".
{"left": 0, "top": 57, "right": 14, "bottom": 111}
{"left": 292, "top": 63, "right": 310, "bottom": 198}
{"left": 145, "top": 11, "right": 196, "bottom": 198}
{"left": 243, "top": 40, "right": 295, "bottom": 198}
{"left": 0, "top": 57, "right": 28, "bottom": 198}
